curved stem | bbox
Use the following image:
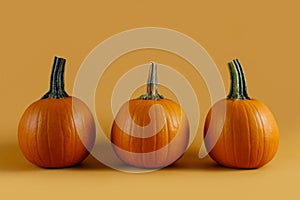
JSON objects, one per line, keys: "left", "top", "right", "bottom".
{"left": 235, "top": 59, "right": 249, "bottom": 99}
{"left": 42, "top": 56, "right": 69, "bottom": 99}
{"left": 140, "top": 62, "right": 163, "bottom": 100}
{"left": 227, "top": 59, "right": 250, "bottom": 100}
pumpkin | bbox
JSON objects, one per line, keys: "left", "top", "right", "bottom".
{"left": 111, "top": 62, "right": 190, "bottom": 169}
{"left": 18, "top": 56, "right": 96, "bottom": 168}
{"left": 204, "top": 59, "right": 279, "bottom": 169}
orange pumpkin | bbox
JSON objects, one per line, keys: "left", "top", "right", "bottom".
{"left": 18, "top": 57, "right": 96, "bottom": 168}
{"left": 111, "top": 62, "right": 189, "bottom": 169}
{"left": 204, "top": 59, "right": 279, "bottom": 169}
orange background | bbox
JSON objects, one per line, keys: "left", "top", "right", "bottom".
{"left": 1, "top": 0, "right": 299, "bottom": 199}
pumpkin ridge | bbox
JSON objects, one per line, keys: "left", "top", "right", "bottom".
{"left": 159, "top": 100, "right": 170, "bottom": 162}
{"left": 163, "top": 100, "right": 176, "bottom": 129}
{"left": 111, "top": 107, "right": 122, "bottom": 152}
{"left": 255, "top": 102, "right": 269, "bottom": 165}
{"left": 242, "top": 100, "right": 252, "bottom": 168}
{"left": 163, "top": 101, "right": 177, "bottom": 135}
{"left": 223, "top": 101, "right": 232, "bottom": 166}
{"left": 163, "top": 99, "right": 185, "bottom": 161}
{"left": 139, "top": 100, "right": 147, "bottom": 161}
{"left": 22, "top": 104, "right": 35, "bottom": 164}
{"left": 154, "top": 101, "right": 161, "bottom": 165}
{"left": 51, "top": 101, "right": 62, "bottom": 166}
{"left": 245, "top": 100, "right": 262, "bottom": 168}
{"left": 35, "top": 102, "right": 45, "bottom": 166}
{"left": 45, "top": 102, "right": 53, "bottom": 166}
{"left": 138, "top": 101, "right": 146, "bottom": 152}
{"left": 25, "top": 102, "right": 41, "bottom": 165}
{"left": 231, "top": 101, "right": 239, "bottom": 167}
{"left": 60, "top": 99, "right": 69, "bottom": 165}
{"left": 68, "top": 98, "right": 79, "bottom": 164}
{"left": 130, "top": 100, "right": 142, "bottom": 153}
{"left": 251, "top": 101, "right": 267, "bottom": 167}
{"left": 63, "top": 98, "right": 72, "bottom": 164}
{"left": 54, "top": 100, "right": 67, "bottom": 166}
{"left": 126, "top": 106, "right": 132, "bottom": 157}
{"left": 141, "top": 100, "right": 148, "bottom": 166}
{"left": 152, "top": 102, "right": 158, "bottom": 158}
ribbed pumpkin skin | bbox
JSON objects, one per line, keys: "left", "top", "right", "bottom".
{"left": 111, "top": 98, "right": 189, "bottom": 168}
{"left": 18, "top": 97, "right": 96, "bottom": 168}
{"left": 204, "top": 99, "right": 279, "bottom": 169}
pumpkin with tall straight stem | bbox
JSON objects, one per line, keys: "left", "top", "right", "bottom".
{"left": 111, "top": 62, "right": 190, "bottom": 169}
{"left": 18, "top": 56, "right": 96, "bottom": 168}
{"left": 204, "top": 59, "right": 279, "bottom": 169}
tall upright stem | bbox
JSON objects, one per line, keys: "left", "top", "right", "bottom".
{"left": 42, "top": 56, "right": 69, "bottom": 99}
{"left": 227, "top": 59, "right": 250, "bottom": 100}
{"left": 140, "top": 62, "right": 163, "bottom": 100}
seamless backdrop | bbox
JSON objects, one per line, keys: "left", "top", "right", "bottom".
{"left": 0, "top": 0, "right": 299, "bottom": 200}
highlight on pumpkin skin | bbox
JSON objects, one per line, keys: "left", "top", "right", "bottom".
{"left": 111, "top": 62, "right": 190, "bottom": 169}
{"left": 203, "top": 59, "right": 279, "bottom": 169}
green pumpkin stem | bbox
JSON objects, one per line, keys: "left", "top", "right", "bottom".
{"left": 42, "top": 56, "right": 69, "bottom": 99}
{"left": 139, "top": 62, "right": 163, "bottom": 100}
{"left": 227, "top": 59, "right": 250, "bottom": 100}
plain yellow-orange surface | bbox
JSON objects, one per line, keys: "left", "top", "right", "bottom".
{"left": 1, "top": 0, "right": 299, "bottom": 199}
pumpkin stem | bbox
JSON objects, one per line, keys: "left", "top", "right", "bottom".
{"left": 139, "top": 62, "right": 163, "bottom": 100}
{"left": 227, "top": 59, "right": 250, "bottom": 100}
{"left": 41, "top": 56, "right": 69, "bottom": 99}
